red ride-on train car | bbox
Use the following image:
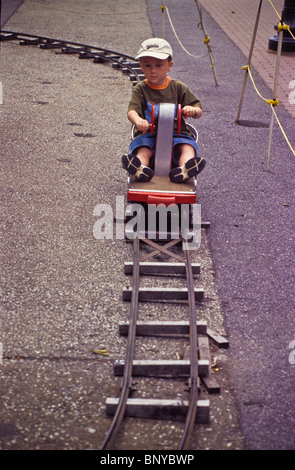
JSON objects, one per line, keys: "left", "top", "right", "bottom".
{"left": 124, "top": 103, "right": 201, "bottom": 242}
{"left": 126, "top": 103, "right": 198, "bottom": 207}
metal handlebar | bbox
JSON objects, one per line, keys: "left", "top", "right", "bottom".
{"left": 130, "top": 104, "right": 198, "bottom": 142}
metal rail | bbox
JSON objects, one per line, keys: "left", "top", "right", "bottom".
{"left": 0, "top": 31, "right": 142, "bottom": 84}
{"left": 179, "top": 236, "right": 199, "bottom": 450}
{"left": 100, "top": 234, "right": 140, "bottom": 450}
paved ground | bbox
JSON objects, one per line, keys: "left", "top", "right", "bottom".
{"left": 1, "top": 0, "right": 295, "bottom": 453}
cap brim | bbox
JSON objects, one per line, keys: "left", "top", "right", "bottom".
{"left": 136, "top": 52, "right": 171, "bottom": 60}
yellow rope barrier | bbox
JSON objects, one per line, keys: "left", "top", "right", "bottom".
{"left": 240, "top": 65, "right": 295, "bottom": 157}
{"left": 268, "top": 0, "right": 295, "bottom": 40}
{"left": 240, "top": 65, "right": 278, "bottom": 105}
{"left": 271, "top": 106, "right": 295, "bottom": 157}
{"left": 268, "top": 0, "right": 283, "bottom": 20}
{"left": 161, "top": 5, "right": 208, "bottom": 59}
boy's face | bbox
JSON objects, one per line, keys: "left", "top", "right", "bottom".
{"left": 139, "top": 56, "right": 173, "bottom": 87}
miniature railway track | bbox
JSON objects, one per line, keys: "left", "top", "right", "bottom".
{"left": 0, "top": 31, "right": 144, "bottom": 84}
{"left": 1, "top": 30, "right": 229, "bottom": 449}
{"left": 101, "top": 228, "right": 201, "bottom": 450}
{"left": 102, "top": 231, "right": 202, "bottom": 450}
{"left": 100, "top": 205, "right": 228, "bottom": 450}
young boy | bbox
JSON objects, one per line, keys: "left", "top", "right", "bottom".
{"left": 122, "top": 38, "right": 206, "bottom": 183}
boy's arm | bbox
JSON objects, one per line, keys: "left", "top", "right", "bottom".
{"left": 127, "top": 110, "right": 150, "bottom": 133}
{"left": 182, "top": 106, "right": 202, "bottom": 119}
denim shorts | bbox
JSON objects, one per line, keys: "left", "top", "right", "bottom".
{"left": 129, "top": 133, "right": 198, "bottom": 167}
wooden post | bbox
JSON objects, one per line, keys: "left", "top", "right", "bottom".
{"left": 235, "top": 0, "right": 263, "bottom": 123}
{"left": 265, "top": 25, "right": 283, "bottom": 171}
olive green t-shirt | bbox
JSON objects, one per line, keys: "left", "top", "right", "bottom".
{"left": 128, "top": 77, "right": 202, "bottom": 137}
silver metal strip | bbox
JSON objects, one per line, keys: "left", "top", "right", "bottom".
{"left": 154, "top": 103, "right": 175, "bottom": 176}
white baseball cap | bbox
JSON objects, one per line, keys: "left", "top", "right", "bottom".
{"left": 136, "top": 38, "right": 173, "bottom": 60}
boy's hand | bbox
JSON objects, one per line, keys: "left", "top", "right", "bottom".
{"left": 136, "top": 117, "right": 150, "bottom": 133}
{"left": 182, "top": 106, "right": 202, "bottom": 119}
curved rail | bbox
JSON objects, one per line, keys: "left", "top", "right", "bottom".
{"left": 0, "top": 31, "right": 142, "bottom": 84}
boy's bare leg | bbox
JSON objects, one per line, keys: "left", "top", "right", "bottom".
{"left": 136, "top": 146, "right": 153, "bottom": 167}
{"left": 178, "top": 143, "right": 196, "bottom": 167}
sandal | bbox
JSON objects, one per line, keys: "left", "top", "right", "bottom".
{"left": 122, "top": 154, "right": 154, "bottom": 182}
{"left": 169, "top": 156, "right": 206, "bottom": 183}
